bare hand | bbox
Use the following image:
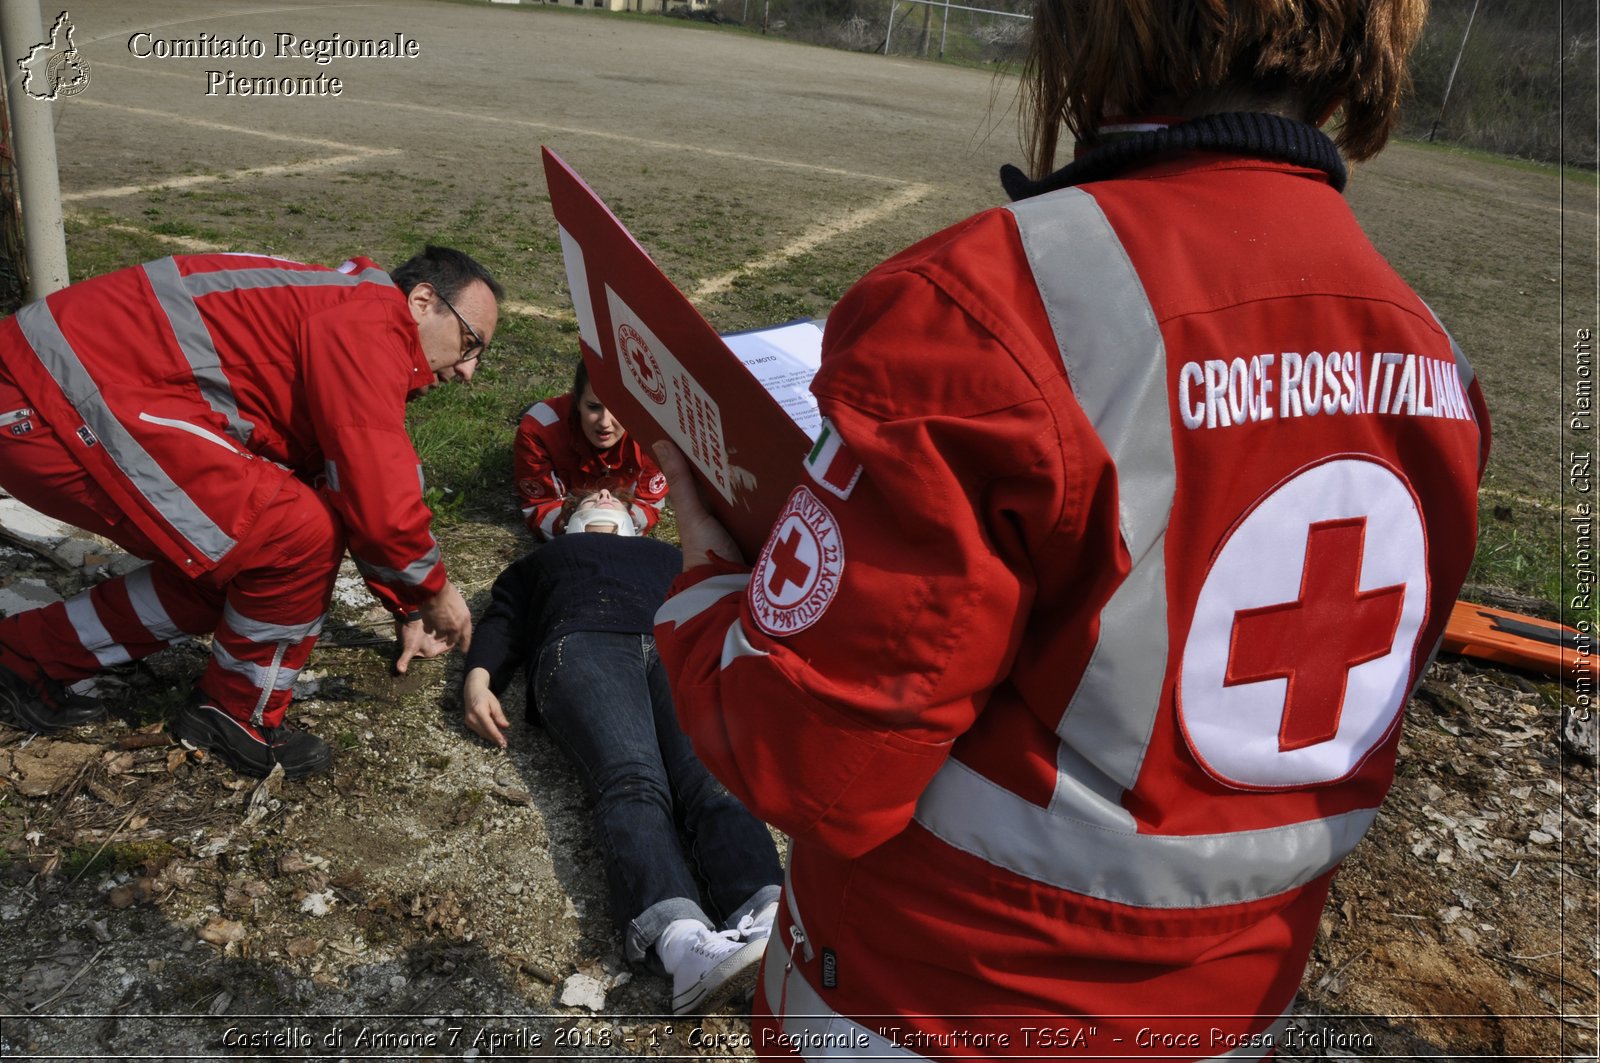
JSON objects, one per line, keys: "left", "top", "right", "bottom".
{"left": 417, "top": 581, "right": 473, "bottom": 653}
{"left": 652, "top": 440, "right": 744, "bottom": 569}
{"left": 462, "top": 667, "right": 510, "bottom": 748}
{"left": 393, "top": 616, "right": 451, "bottom": 674}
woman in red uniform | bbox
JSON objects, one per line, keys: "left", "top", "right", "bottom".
{"left": 513, "top": 361, "right": 667, "bottom": 540}
{"left": 652, "top": 0, "right": 1490, "bottom": 1058}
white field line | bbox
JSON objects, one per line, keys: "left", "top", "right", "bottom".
{"left": 356, "top": 99, "right": 914, "bottom": 187}
{"left": 72, "top": 70, "right": 920, "bottom": 292}
{"left": 63, "top": 152, "right": 394, "bottom": 202}
{"left": 692, "top": 182, "right": 931, "bottom": 297}
{"left": 502, "top": 300, "right": 571, "bottom": 321}
{"left": 66, "top": 214, "right": 230, "bottom": 252}
{"left": 61, "top": 98, "right": 397, "bottom": 202}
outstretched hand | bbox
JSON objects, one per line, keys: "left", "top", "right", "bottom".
{"left": 653, "top": 440, "right": 744, "bottom": 570}
{"left": 463, "top": 667, "right": 510, "bottom": 748}
{"left": 393, "top": 617, "right": 450, "bottom": 674}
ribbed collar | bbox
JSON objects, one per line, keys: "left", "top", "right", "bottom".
{"left": 999, "top": 112, "right": 1347, "bottom": 201}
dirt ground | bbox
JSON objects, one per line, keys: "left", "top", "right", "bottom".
{"left": 1, "top": 0, "right": 1596, "bottom": 1059}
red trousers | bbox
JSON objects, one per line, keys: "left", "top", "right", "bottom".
{"left": 0, "top": 376, "right": 343, "bottom": 729}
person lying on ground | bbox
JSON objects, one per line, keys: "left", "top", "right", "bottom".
{"left": 462, "top": 486, "right": 779, "bottom": 1015}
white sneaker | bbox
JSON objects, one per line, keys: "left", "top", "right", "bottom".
{"left": 657, "top": 920, "right": 765, "bottom": 1016}
{"left": 732, "top": 900, "right": 778, "bottom": 945}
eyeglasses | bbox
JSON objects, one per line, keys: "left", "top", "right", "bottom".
{"left": 435, "top": 287, "right": 488, "bottom": 364}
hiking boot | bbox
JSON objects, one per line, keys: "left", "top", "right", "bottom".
{"left": 170, "top": 700, "right": 330, "bottom": 779}
{"left": 0, "top": 659, "right": 107, "bottom": 733}
{"left": 657, "top": 920, "right": 765, "bottom": 1016}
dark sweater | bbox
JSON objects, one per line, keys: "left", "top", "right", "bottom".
{"left": 465, "top": 534, "right": 683, "bottom": 699}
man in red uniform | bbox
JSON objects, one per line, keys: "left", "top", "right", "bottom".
{"left": 652, "top": 0, "right": 1489, "bottom": 1057}
{"left": 514, "top": 360, "right": 667, "bottom": 540}
{"left": 0, "top": 245, "right": 500, "bottom": 778}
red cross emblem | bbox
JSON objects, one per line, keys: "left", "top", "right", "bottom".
{"left": 1225, "top": 518, "right": 1406, "bottom": 752}
{"left": 766, "top": 527, "right": 814, "bottom": 597}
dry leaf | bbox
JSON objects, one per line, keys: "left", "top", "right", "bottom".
{"left": 198, "top": 917, "right": 247, "bottom": 945}
{"left": 285, "top": 937, "right": 323, "bottom": 959}
{"left": 101, "top": 751, "right": 136, "bottom": 776}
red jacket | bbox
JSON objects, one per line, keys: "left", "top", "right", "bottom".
{"left": 513, "top": 391, "right": 667, "bottom": 539}
{"left": 1, "top": 253, "right": 446, "bottom": 609}
{"left": 656, "top": 148, "right": 1488, "bottom": 1058}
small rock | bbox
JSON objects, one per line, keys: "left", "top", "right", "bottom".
{"left": 559, "top": 972, "right": 608, "bottom": 1011}
{"left": 1562, "top": 707, "right": 1597, "bottom": 761}
{"left": 300, "top": 890, "right": 336, "bottom": 916}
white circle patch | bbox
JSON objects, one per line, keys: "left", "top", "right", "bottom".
{"left": 749, "top": 487, "right": 844, "bottom": 637}
{"left": 1178, "top": 457, "right": 1429, "bottom": 790}
{"left": 619, "top": 324, "right": 667, "bottom": 405}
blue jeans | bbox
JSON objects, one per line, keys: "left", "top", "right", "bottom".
{"left": 534, "top": 630, "right": 781, "bottom": 966}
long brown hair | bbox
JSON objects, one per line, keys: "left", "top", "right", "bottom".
{"left": 1021, "top": 0, "right": 1428, "bottom": 176}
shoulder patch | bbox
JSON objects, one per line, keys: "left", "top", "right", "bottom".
{"left": 802, "top": 418, "right": 862, "bottom": 500}
{"left": 748, "top": 486, "right": 845, "bottom": 637}
{"left": 524, "top": 401, "right": 560, "bottom": 427}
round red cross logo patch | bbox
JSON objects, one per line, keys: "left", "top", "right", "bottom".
{"left": 749, "top": 487, "right": 844, "bottom": 637}
{"left": 1178, "top": 456, "right": 1428, "bottom": 790}
{"left": 619, "top": 324, "right": 667, "bottom": 405}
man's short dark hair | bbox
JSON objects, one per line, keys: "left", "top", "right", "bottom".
{"left": 390, "top": 245, "right": 505, "bottom": 303}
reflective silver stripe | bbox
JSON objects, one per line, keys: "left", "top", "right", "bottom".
{"left": 177, "top": 265, "right": 392, "bottom": 296}
{"left": 13, "top": 302, "right": 237, "bottom": 563}
{"left": 917, "top": 758, "right": 1377, "bottom": 907}
{"left": 525, "top": 400, "right": 559, "bottom": 426}
{"left": 211, "top": 641, "right": 300, "bottom": 692}
{"left": 1008, "top": 186, "right": 1175, "bottom": 791}
{"left": 416, "top": 464, "right": 426, "bottom": 493}
{"left": 325, "top": 459, "right": 340, "bottom": 493}
{"left": 655, "top": 572, "right": 748, "bottom": 628}
{"left": 353, "top": 542, "right": 441, "bottom": 587}
{"left": 125, "top": 565, "right": 186, "bottom": 642}
{"left": 912, "top": 188, "right": 1376, "bottom": 907}
{"left": 142, "top": 257, "right": 255, "bottom": 446}
{"left": 720, "top": 617, "right": 768, "bottom": 668}
{"left": 761, "top": 955, "right": 921, "bottom": 1060}
{"left": 1419, "top": 299, "right": 1487, "bottom": 467}
{"left": 537, "top": 508, "right": 561, "bottom": 539}
{"left": 222, "top": 602, "right": 325, "bottom": 644}
{"left": 65, "top": 594, "right": 131, "bottom": 668}
{"left": 761, "top": 929, "right": 1294, "bottom": 1061}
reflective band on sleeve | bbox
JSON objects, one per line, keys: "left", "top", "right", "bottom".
{"left": 222, "top": 602, "right": 326, "bottom": 645}
{"left": 525, "top": 401, "right": 559, "bottom": 426}
{"left": 125, "top": 565, "right": 187, "bottom": 642}
{"left": 14, "top": 302, "right": 238, "bottom": 564}
{"left": 720, "top": 617, "right": 768, "bottom": 668}
{"left": 916, "top": 757, "right": 1377, "bottom": 908}
{"left": 142, "top": 257, "right": 256, "bottom": 446}
{"left": 177, "top": 265, "right": 393, "bottom": 296}
{"left": 65, "top": 594, "right": 132, "bottom": 668}
{"left": 655, "top": 573, "right": 749, "bottom": 628}
{"left": 353, "top": 542, "right": 442, "bottom": 588}
{"left": 325, "top": 459, "right": 341, "bottom": 493}
{"left": 538, "top": 508, "right": 561, "bottom": 540}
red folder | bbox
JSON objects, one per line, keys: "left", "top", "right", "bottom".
{"left": 542, "top": 147, "right": 814, "bottom": 557}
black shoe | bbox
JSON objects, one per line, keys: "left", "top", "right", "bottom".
{"left": 169, "top": 701, "right": 331, "bottom": 779}
{"left": 0, "top": 660, "right": 107, "bottom": 733}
